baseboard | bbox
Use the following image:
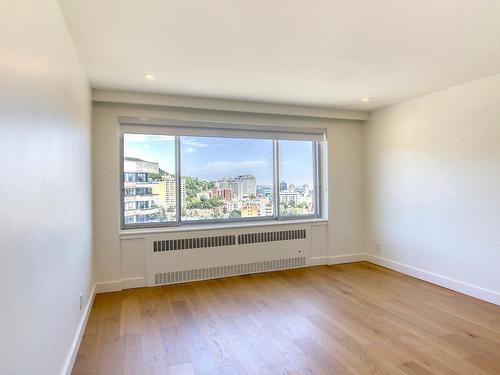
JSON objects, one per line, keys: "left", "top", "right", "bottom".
{"left": 120, "top": 276, "right": 146, "bottom": 290}
{"left": 310, "top": 253, "right": 365, "bottom": 266}
{"left": 61, "top": 283, "right": 96, "bottom": 375}
{"left": 328, "top": 253, "right": 365, "bottom": 265}
{"left": 365, "top": 254, "right": 500, "bottom": 306}
{"left": 94, "top": 280, "right": 121, "bottom": 293}
{"left": 309, "top": 255, "right": 329, "bottom": 266}
{"left": 95, "top": 276, "right": 146, "bottom": 294}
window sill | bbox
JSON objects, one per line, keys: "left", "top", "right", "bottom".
{"left": 119, "top": 218, "right": 327, "bottom": 238}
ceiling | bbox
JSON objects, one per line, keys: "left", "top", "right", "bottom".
{"left": 58, "top": 0, "right": 500, "bottom": 111}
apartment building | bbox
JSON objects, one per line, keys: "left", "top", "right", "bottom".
{"left": 215, "top": 175, "right": 256, "bottom": 199}
{"left": 123, "top": 157, "right": 160, "bottom": 224}
{"left": 152, "top": 174, "right": 186, "bottom": 213}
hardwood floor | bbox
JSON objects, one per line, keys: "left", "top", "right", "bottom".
{"left": 72, "top": 262, "right": 500, "bottom": 375}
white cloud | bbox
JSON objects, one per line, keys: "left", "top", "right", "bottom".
{"left": 182, "top": 138, "right": 208, "bottom": 149}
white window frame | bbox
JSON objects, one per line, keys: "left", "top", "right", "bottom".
{"left": 119, "top": 117, "right": 325, "bottom": 230}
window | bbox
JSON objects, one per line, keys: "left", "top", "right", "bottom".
{"left": 121, "top": 124, "right": 323, "bottom": 228}
{"left": 279, "top": 140, "right": 317, "bottom": 216}
{"left": 123, "top": 133, "right": 177, "bottom": 225}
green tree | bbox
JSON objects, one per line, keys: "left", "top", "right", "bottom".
{"left": 229, "top": 210, "right": 241, "bottom": 218}
{"left": 183, "top": 176, "right": 216, "bottom": 199}
{"left": 186, "top": 196, "right": 223, "bottom": 209}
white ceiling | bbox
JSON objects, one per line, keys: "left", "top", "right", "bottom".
{"left": 58, "top": 0, "right": 500, "bottom": 111}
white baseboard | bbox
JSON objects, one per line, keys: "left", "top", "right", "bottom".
{"left": 328, "top": 253, "right": 365, "bottom": 265}
{"left": 309, "top": 253, "right": 365, "bottom": 266}
{"left": 309, "top": 255, "right": 329, "bottom": 266}
{"left": 95, "top": 276, "right": 146, "bottom": 294}
{"left": 94, "top": 280, "right": 120, "bottom": 293}
{"left": 365, "top": 254, "right": 500, "bottom": 306}
{"left": 121, "top": 276, "right": 146, "bottom": 290}
{"left": 61, "top": 283, "right": 96, "bottom": 375}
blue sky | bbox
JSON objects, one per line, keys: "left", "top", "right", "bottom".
{"left": 124, "top": 134, "right": 314, "bottom": 186}
{"left": 279, "top": 140, "right": 314, "bottom": 187}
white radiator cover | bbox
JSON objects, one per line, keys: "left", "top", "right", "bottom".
{"left": 145, "top": 226, "right": 311, "bottom": 287}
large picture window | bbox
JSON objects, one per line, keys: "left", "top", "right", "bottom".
{"left": 121, "top": 123, "right": 323, "bottom": 229}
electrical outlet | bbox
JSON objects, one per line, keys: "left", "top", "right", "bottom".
{"left": 375, "top": 243, "right": 382, "bottom": 253}
{"left": 79, "top": 292, "right": 84, "bottom": 311}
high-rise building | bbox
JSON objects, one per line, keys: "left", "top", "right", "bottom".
{"left": 238, "top": 175, "right": 256, "bottom": 197}
{"left": 216, "top": 175, "right": 256, "bottom": 199}
{"left": 152, "top": 175, "right": 186, "bottom": 215}
{"left": 279, "top": 181, "right": 287, "bottom": 191}
{"left": 123, "top": 157, "right": 160, "bottom": 224}
{"left": 216, "top": 177, "right": 241, "bottom": 198}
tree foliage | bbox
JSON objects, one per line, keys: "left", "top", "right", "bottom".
{"left": 183, "top": 176, "right": 215, "bottom": 198}
{"left": 186, "top": 196, "right": 223, "bottom": 209}
{"left": 229, "top": 210, "right": 241, "bottom": 218}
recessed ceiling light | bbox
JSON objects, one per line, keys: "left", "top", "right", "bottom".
{"left": 361, "top": 97, "right": 373, "bottom": 102}
{"left": 144, "top": 74, "right": 155, "bottom": 81}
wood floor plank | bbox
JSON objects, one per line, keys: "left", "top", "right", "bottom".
{"left": 73, "top": 262, "right": 500, "bottom": 375}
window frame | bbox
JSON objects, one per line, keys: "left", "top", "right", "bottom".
{"left": 120, "top": 122, "right": 323, "bottom": 230}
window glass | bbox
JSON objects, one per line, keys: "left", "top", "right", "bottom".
{"left": 180, "top": 136, "right": 274, "bottom": 221}
{"left": 122, "top": 129, "right": 321, "bottom": 228}
{"left": 123, "top": 134, "right": 177, "bottom": 224}
{"left": 278, "top": 140, "right": 316, "bottom": 216}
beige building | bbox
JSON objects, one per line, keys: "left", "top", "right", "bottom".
{"left": 152, "top": 175, "right": 186, "bottom": 213}
{"left": 241, "top": 203, "right": 259, "bottom": 217}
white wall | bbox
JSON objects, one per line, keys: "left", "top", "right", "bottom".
{"left": 92, "top": 99, "right": 364, "bottom": 288}
{"left": 0, "top": 1, "right": 93, "bottom": 374}
{"left": 364, "top": 73, "right": 500, "bottom": 304}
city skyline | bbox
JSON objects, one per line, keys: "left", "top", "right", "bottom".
{"left": 123, "top": 156, "right": 315, "bottom": 224}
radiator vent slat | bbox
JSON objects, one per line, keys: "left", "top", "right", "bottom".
{"left": 153, "top": 229, "right": 306, "bottom": 253}
{"left": 238, "top": 229, "right": 306, "bottom": 245}
{"left": 154, "top": 256, "right": 306, "bottom": 286}
{"left": 153, "top": 234, "right": 236, "bottom": 252}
